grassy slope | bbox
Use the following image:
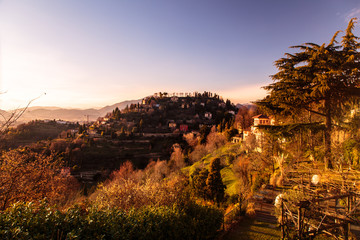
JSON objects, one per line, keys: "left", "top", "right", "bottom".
{"left": 183, "top": 143, "right": 243, "bottom": 196}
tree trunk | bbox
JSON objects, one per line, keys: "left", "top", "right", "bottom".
{"left": 324, "top": 98, "right": 333, "bottom": 169}
{"left": 308, "top": 109, "right": 314, "bottom": 152}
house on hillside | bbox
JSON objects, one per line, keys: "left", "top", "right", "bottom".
{"left": 235, "top": 122, "right": 243, "bottom": 133}
{"left": 181, "top": 103, "right": 189, "bottom": 109}
{"left": 253, "top": 114, "right": 273, "bottom": 126}
{"left": 250, "top": 114, "right": 275, "bottom": 144}
{"left": 232, "top": 114, "right": 275, "bottom": 143}
{"left": 179, "top": 124, "right": 188, "bottom": 132}
{"left": 205, "top": 112, "right": 212, "bottom": 119}
{"left": 232, "top": 136, "right": 242, "bottom": 143}
{"left": 243, "top": 129, "right": 251, "bottom": 140}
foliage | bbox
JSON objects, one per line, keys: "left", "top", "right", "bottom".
{"left": 205, "top": 131, "right": 227, "bottom": 153}
{"left": 207, "top": 158, "right": 226, "bottom": 204}
{"left": 199, "top": 125, "right": 211, "bottom": 144}
{"left": 1, "top": 120, "right": 78, "bottom": 150}
{"left": 0, "top": 149, "right": 79, "bottom": 210}
{"left": 91, "top": 161, "right": 187, "bottom": 210}
{"left": 169, "top": 143, "right": 186, "bottom": 169}
{"left": 189, "top": 144, "right": 208, "bottom": 163}
{"left": 343, "top": 137, "right": 360, "bottom": 168}
{"left": 0, "top": 200, "right": 223, "bottom": 240}
{"left": 220, "top": 166, "right": 239, "bottom": 196}
{"left": 257, "top": 18, "right": 360, "bottom": 169}
{"left": 185, "top": 143, "right": 244, "bottom": 199}
{"left": 224, "top": 127, "right": 238, "bottom": 142}
{"left": 258, "top": 122, "right": 324, "bottom": 139}
{"left": 250, "top": 173, "right": 268, "bottom": 193}
{"left": 191, "top": 168, "right": 209, "bottom": 199}
{"left": 234, "top": 105, "right": 260, "bottom": 131}
{"left": 233, "top": 146, "right": 275, "bottom": 196}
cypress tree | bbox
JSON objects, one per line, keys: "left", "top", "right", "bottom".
{"left": 206, "top": 158, "right": 225, "bottom": 204}
{"left": 191, "top": 168, "right": 209, "bottom": 199}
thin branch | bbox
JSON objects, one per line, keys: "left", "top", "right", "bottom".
{"left": 0, "top": 93, "right": 45, "bottom": 133}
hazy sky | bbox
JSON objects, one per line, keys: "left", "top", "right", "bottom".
{"left": 1, "top": 0, "right": 360, "bottom": 110}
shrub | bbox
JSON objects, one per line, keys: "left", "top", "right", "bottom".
{"left": 91, "top": 165, "right": 186, "bottom": 210}
{"left": 0, "top": 201, "right": 223, "bottom": 240}
{"left": 0, "top": 149, "right": 79, "bottom": 210}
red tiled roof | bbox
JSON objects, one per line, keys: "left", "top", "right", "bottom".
{"left": 252, "top": 114, "right": 269, "bottom": 119}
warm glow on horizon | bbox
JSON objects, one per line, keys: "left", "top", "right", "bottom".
{"left": 218, "top": 83, "right": 269, "bottom": 104}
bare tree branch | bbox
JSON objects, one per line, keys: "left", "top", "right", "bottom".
{"left": 0, "top": 93, "right": 46, "bottom": 133}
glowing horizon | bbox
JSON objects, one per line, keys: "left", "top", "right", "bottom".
{"left": 0, "top": 84, "right": 268, "bottom": 111}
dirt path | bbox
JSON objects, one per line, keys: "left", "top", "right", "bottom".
{"left": 220, "top": 200, "right": 280, "bottom": 240}
{"left": 254, "top": 201, "right": 278, "bottom": 224}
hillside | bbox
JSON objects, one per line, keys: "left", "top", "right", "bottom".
{"left": 1, "top": 92, "right": 240, "bottom": 183}
{"left": 183, "top": 143, "right": 243, "bottom": 197}
{"left": 102, "top": 92, "right": 237, "bottom": 134}
{"left": 71, "top": 92, "right": 238, "bottom": 175}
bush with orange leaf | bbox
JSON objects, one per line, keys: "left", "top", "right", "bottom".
{"left": 0, "top": 148, "right": 79, "bottom": 210}
{"left": 91, "top": 161, "right": 187, "bottom": 210}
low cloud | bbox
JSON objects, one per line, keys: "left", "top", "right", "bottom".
{"left": 345, "top": 7, "right": 360, "bottom": 23}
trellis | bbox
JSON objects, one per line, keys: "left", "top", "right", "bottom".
{"left": 277, "top": 162, "right": 360, "bottom": 239}
{"left": 280, "top": 190, "right": 360, "bottom": 239}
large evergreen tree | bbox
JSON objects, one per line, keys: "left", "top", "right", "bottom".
{"left": 206, "top": 158, "right": 225, "bottom": 204}
{"left": 191, "top": 168, "right": 209, "bottom": 199}
{"left": 257, "top": 18, "right": 360, "bottom": 169}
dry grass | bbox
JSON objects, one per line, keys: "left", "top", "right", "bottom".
{"left": 245, "top": 202, "right": 256, "bottom": 217}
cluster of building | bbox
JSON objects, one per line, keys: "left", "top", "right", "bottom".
{"left": 232, "top": 114, "right": 275, "bottom": 144}
{"left": 81, "top": 94, "right": 230, "bottom": 139}
{"left": 43, "top": 119, "right": 74, "bottom": 125}
{"left": 152, "top": 91, "right": 219, "bottom": 98}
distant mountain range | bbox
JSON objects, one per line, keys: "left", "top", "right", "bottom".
{"left": 8, "top": 99, "right": 141, "bottom": 124}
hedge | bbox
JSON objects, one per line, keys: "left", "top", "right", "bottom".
{"left": 0, "top": 201, "right": 223, "bottom": 240}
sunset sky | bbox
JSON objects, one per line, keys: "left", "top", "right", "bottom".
{"left": 1, "top": 0, "right": 360, "bottom": 110}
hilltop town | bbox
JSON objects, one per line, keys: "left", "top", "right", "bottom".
{"left": 1, "top": 91, "right": 282, "bottom": 185}
{"left": 92, "top": 91, "right": 237, "bottom": 137}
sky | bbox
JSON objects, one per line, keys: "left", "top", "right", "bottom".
{"left": 1, "top": 0, "right": 360, "bottom": 110}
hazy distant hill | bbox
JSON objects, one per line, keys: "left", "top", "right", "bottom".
{"left": 9, "top": 99, "right": 141, "bottom": 124}
{"left": 98, "top": 99, "right": 143, "bottom": 116}
{"left": 236, "top": 103, "right": 256, "bottom": 109}
{"left": 3, "top": 98, "right": 249, "bottom": 125}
